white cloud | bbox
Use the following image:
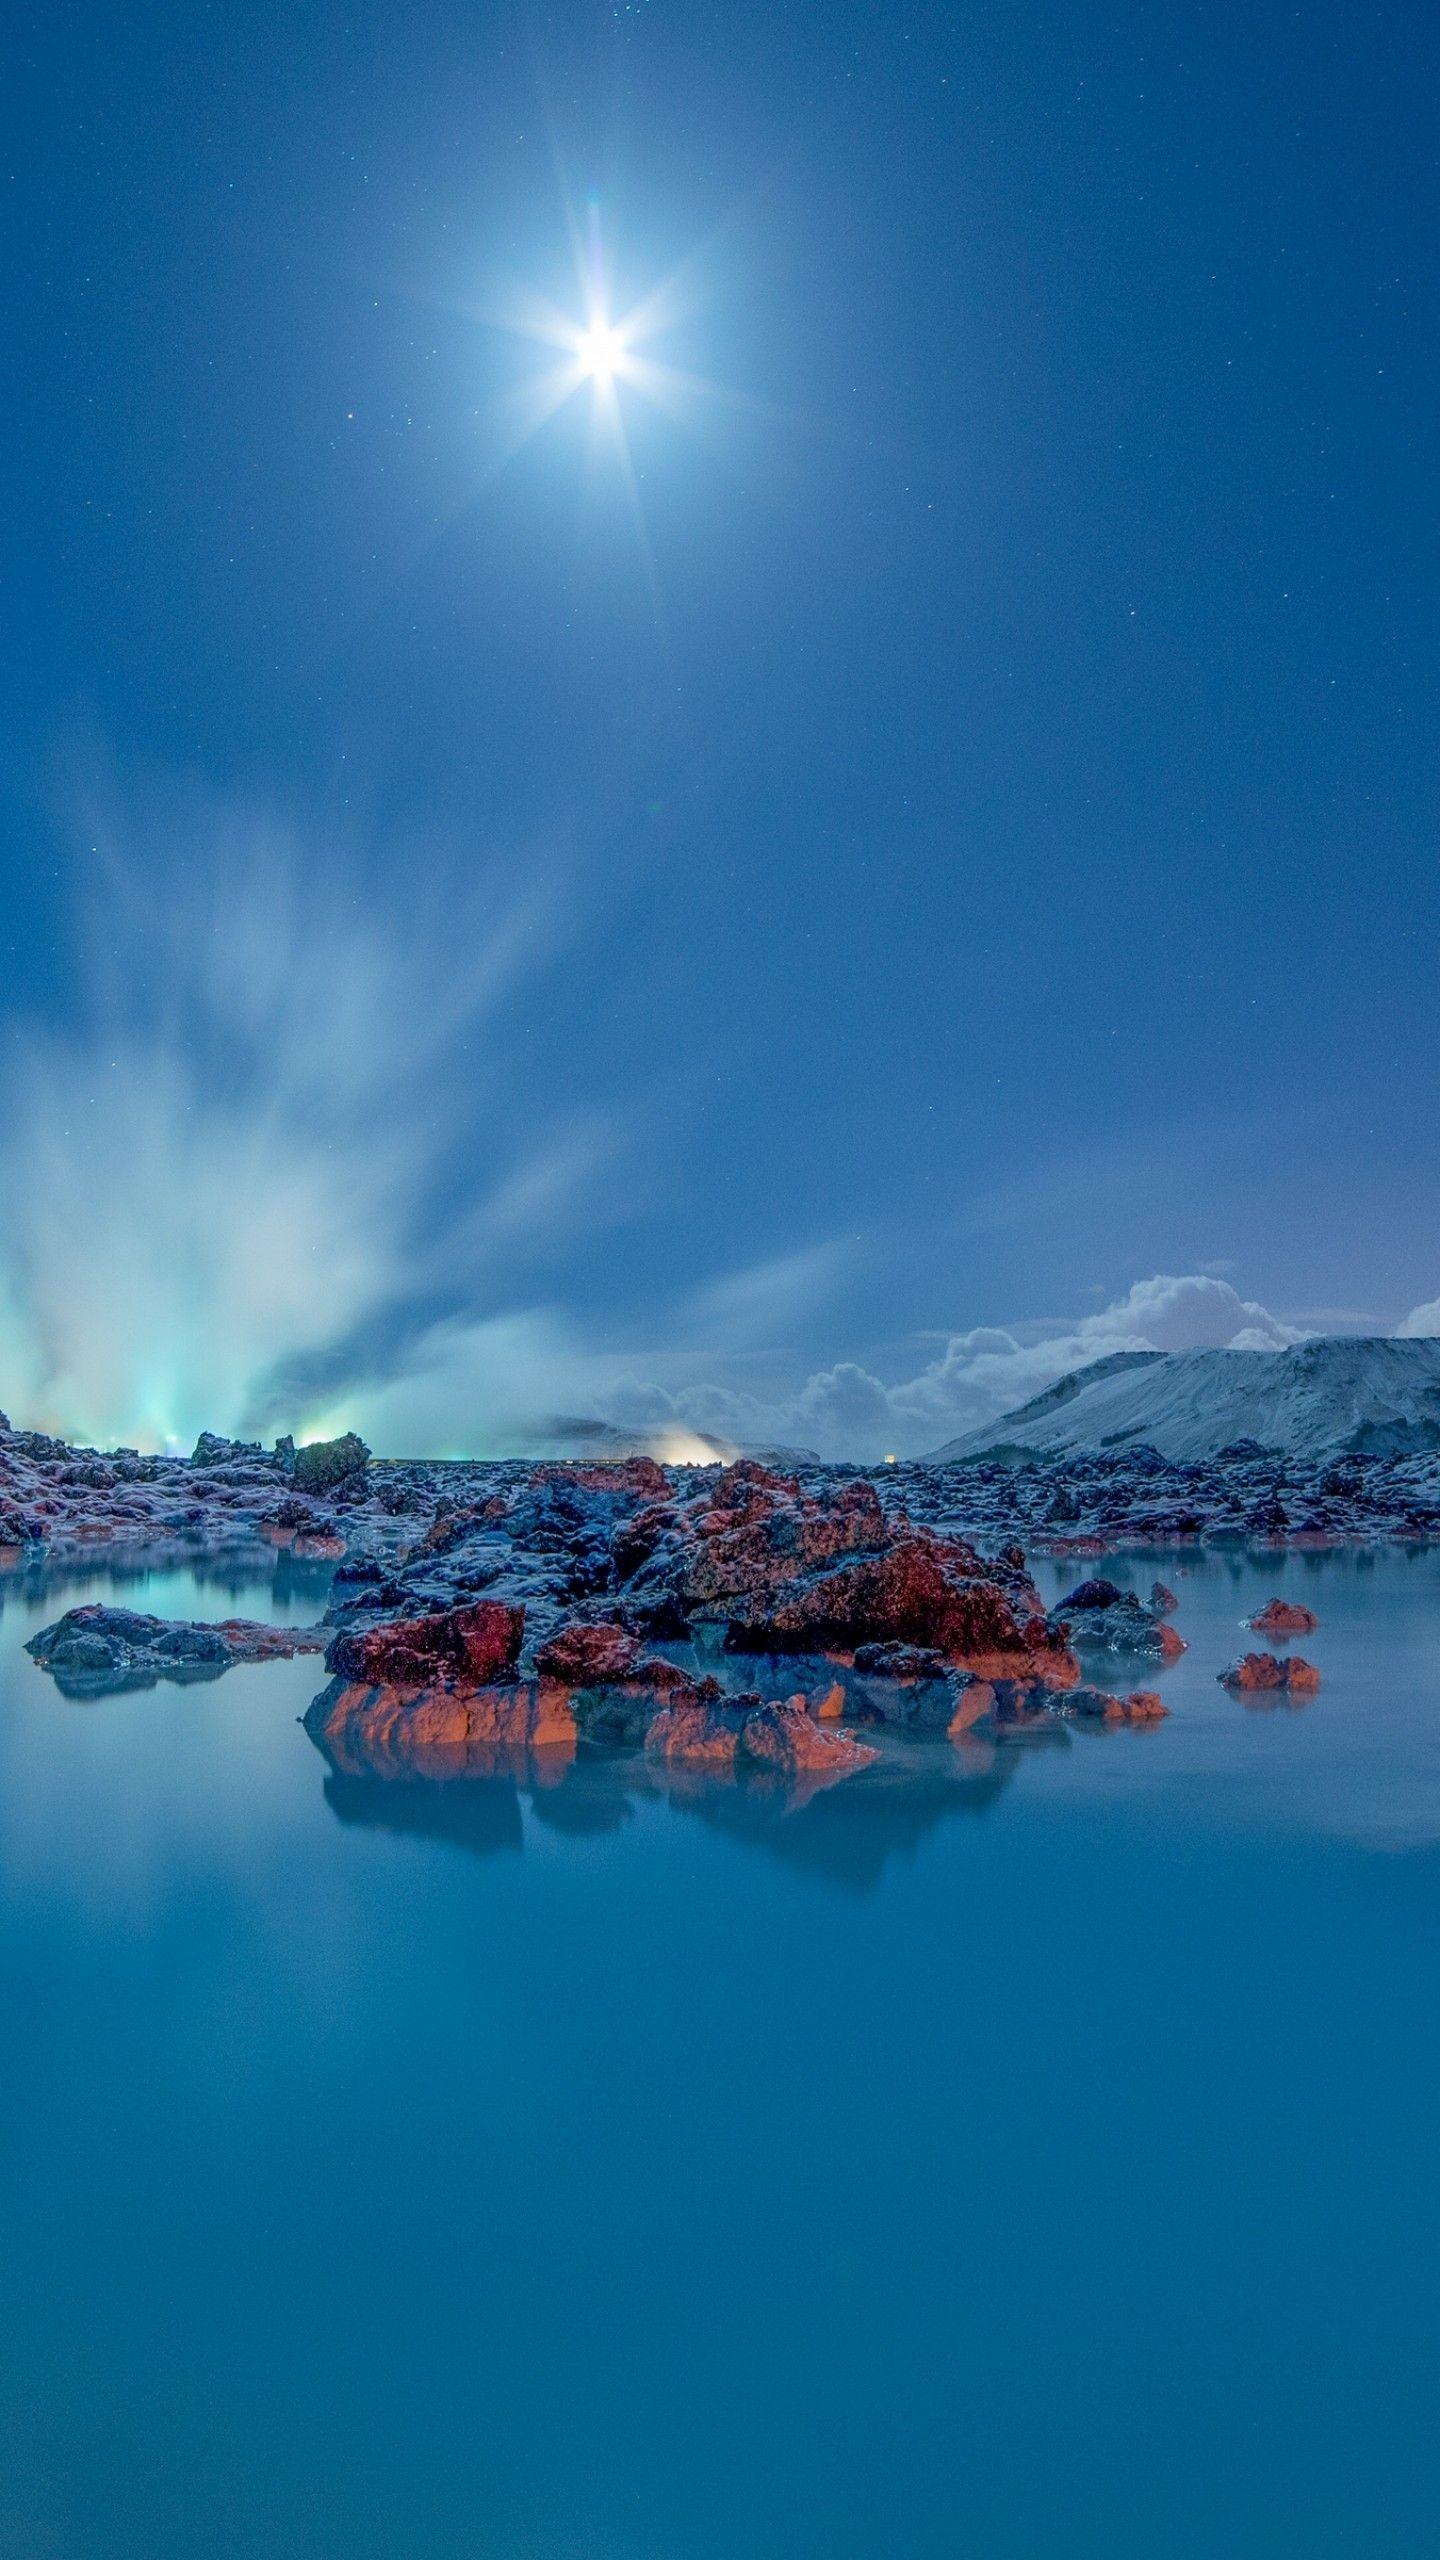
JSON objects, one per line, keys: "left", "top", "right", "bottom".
{"left": 350, "top": 1269, "right": 1310, "bottom": 1466}
{"left": 567, "top": 1273, "right": 1309, "bottom": 1463}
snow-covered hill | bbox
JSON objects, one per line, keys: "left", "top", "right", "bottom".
{"left": 927, "top": 1337, "right": 1440, "bottom": 1464}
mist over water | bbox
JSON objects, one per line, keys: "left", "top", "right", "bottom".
{"left": 0, "top": 785, "right": 578, "bottom": 1452}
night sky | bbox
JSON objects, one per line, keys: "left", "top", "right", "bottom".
{"left": 2, "top": 2, "right": 1437, "bottom": 1455}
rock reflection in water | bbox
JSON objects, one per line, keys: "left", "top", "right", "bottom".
{"left": 302, "top": 1669, "right": 1062, "bottom": 1893}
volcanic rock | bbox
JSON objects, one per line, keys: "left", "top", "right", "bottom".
{"left": 190, "top": 1431, "right": 265, "bottom": 1468}
{"left": 645, "top": 1689, "right": 877, "bottom": 1779}
{"left": 852, "top": 1641, "right": 951, "bottom": 1679}
{"left": 722, "top": 1532, "right": 1076, "bottom": 1681}
{"left": 325, "top": 1599, "right": 524, "bottom": 1687}
{"left": 531, "top": 1620, "right": 720, "bottom": 1741}
{"left": 26, "top": 1603, "right": 326, "bottom": 1696}
{"left": 306, "top": 1676, "right": 578, "bottom": 1781}
{"left": 1219, "top": 1651, "right": 1322, "bottom": 1695}
{"left": 1065, "top": 1684, "right": 1169, "bottom": 1725}
{"left": 958, "top": 1679, "right": 1063, "bottom": 1733}
{"left": 534, "top": 1620, "right": 650, "bottom": 1683}
{"left": 1055, "top": 1586, "right": 1185, "bottom": 1662}
{"left": 1059, "top": 1577, "right": 1128, "bottom": 1612}
{"left": 1248, "top": 1598, "right": 1319, "bottom": 1636}
{"left": 292, "top": 1431, "right": 371, "bottom": 1495}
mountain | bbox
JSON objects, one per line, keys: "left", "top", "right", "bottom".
{"left": 926, "top": 1337, "right": 1440, "bottom": 1464}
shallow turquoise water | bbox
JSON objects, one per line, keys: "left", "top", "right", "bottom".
{"left": 1, "top": 1548, "right": 1438, "bottom": 2558}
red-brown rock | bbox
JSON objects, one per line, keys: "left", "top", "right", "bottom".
{"left": 644, "top": 1693, "right": 746, "bottom": 1769}
{"left": 549, "top": 1457, "right": 670, "bottom": 1501}
{"left": 644, "top": 1688, "right": 878, "bottom": 1779}
{"left": 1249, "top": 1599, "right": 1319, "bottom": 1637}
{"left": 684, "top": 1465, "right": 889, "bottom": 1604}
{"left": 725, "top": 1535, "right": 1078, "bottom": 1685}
{"left": 1067, "top": 1685, "right": 1169, "bottom": 1725}
{"left": 310, "top": 1677, "right": 578, "bottom": 1780}
{"left": 326, "top": 1599, "right": 524, "bottom": 1688}
{"left": 534, "top": 1620, "right": 649, "bottom": 1683}
{"left": 737, "top": 1695, "right": 879, "bottom": 1778}
{"left": 1219, "top": 1651, "right": 1321, "bottom": 1695}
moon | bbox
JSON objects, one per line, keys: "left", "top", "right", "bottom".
{"left": 576, "top": 319, "right": 626, "bottom": 386}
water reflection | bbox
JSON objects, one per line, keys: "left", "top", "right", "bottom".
{"left": 304, "top": 1715, "right": 1049, "bottom": 1894}
{"left": 4, "top": 1559, "right": 1439, "bottom": 2560}
{"left": 0, "top": 1543, "right": 336, "bottom": 1620}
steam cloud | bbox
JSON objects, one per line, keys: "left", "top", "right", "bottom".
{"left": 0, "top": 784, "right": 583, "bottom": 1451}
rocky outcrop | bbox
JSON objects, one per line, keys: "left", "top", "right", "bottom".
{"left": 26, "top": 1603, "right": 325, "bottom": 1696}
{"left": 940, "top": 1675, "right": 1168, "bottom": 1736}
{"left": 533, "top": 1620, "right": 652, "bottom": 1683}
{"left": 256, "top": 1493, "right": 346, "bottom": 1558}
{"left": 14, "top": 1417, "right": 1418, "bottom": 1788}
{"left": 1065, "top": 1684, "right": 1168, "bottom": 1725}
{"left": 646, "top": 1689, "right": 877, "bottom": 1779}
{"left": 1219, "top": 1652, "right": 1322, "bottom": 1695}
{"left": 325, "top": 1599, "right": 524, "bottom": 1687}
{"left": 1248, "top": 1599, "right": 1319, "bottom": 1636}
{"left": 612, "top": 1462, "right": 888, "bottom": 1606}
{"left": 719, "top": 1528, "right": 1076, "bottom": 1683}
{"left": 531, "top": 1621, "right": 722, "bottom": 1742}
{"left": 1053, "top": 1580, "right": 1186, "bottom": 1663}
{"left": 307, "top": 1676, "right": 578, "bottom": 1781}
{"left": 291, "top": 1432, "right": 371, "bottom": 1495}
{"left": 190, "top": 1431, "right": 263, "bottom": 1468}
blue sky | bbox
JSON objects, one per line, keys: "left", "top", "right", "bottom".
{"left": 1, "top": 1, "right": 1437, "bottom": 1454}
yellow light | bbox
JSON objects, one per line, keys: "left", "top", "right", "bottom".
{"left": 576, "top": 320, "right": 625, "bottom": 384}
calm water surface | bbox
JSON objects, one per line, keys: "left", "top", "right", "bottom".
{"left": 1, "top": 1547, "right": 1438, "bottom": 2558}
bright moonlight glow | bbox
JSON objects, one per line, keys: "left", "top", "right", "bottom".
{"left": 478, "top": 202, "right": 726, "bottom": 513}
{"left": 576, "top": 320, "right": 625, "bottom": 384}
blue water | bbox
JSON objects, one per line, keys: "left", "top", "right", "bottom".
{"left": 2, "top": 1547, "right": 1438, "bottom": 2558}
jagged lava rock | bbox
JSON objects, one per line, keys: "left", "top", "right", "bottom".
{"left": 1219, "top": 1651, "right": 1322, "bottom": 1694}
{"left": 956, "top": 1679, "right": 1062, "bottom": 1733}
{"left": 27, "top": 1603, "right": 325, "bottom": 1696}
{"left": 534, "top": 1620, "right": 650, "bottom": 1683}
{"left": 532, "top": 1620, "right": 722, "bottom": 1742}
{"left": 1065, "top": 1685, "right": 1168, "bottom": 1725}
{"left": 722, "top": 1531, "right": 1076, "bottom": 1683}
{"left": 306, "top": 1676, "right": 578, "bottom": 1780}
{"left": 852, "top": 1641, "right": 952, "bottom": 1679}
{"left": 1054, "top": 1584, "right": 1186, "bottom": 1662}
{"left": 613, "top": 1462, "right": 889, "bottom": 1611}
{"left": 325, "top": 1598, "right": 524, "bottom": 1687}
{"left": 190, "top": 1430, "right": 265, "bottom": 1468}
{"left": 1249, "top": 1598, "right": 1319, "bottom": 1636}
{"left": 292, "top": 1432, "right": 371, "bottom": 1495}
{"left": 1060, "top": 1577, "right": 1128, "bottom": 1611}
{"left": 646, "top": 1689, "right": 877, "bottom": 1779}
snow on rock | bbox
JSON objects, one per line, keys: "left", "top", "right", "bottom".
{"left": 927, "top": 1338, "right": 1440, "bottom": 1466}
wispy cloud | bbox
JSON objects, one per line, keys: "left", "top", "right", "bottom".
{"left": 0, "top": 776, "right": 603, "bottom": 1449}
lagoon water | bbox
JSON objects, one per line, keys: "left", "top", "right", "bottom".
{"left": 1, "top": 1546, "right": 1438, "bottom": 2558}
